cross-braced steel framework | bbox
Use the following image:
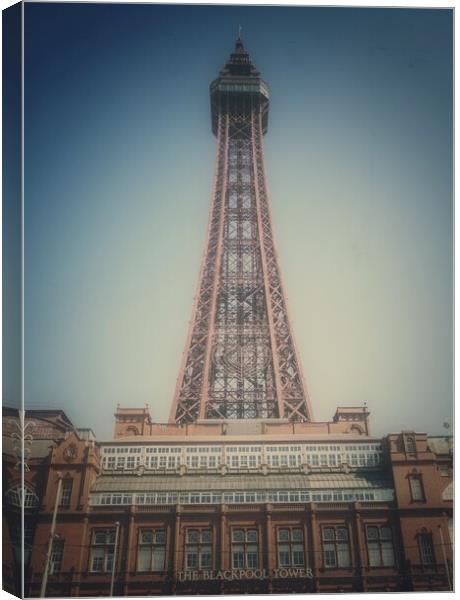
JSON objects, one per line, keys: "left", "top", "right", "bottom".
{"left": 170, "top": 38, "right": 313, "bottom": 425}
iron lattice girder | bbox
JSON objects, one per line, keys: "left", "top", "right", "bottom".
{"left": 171, "top": 67, "right": 313, "bottom": 424}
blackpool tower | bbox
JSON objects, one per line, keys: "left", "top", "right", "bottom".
{"left": 170, "top": 37, "right": 314, "bottom": 425}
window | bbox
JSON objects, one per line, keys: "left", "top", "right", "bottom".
{"left": 185, "top": 529, "right": 212, "bottom": 570}
{"left": 90, "top": 529, "right": 116, "bottom": 572}
{"left": 277, "top": 528, "right": 305, "bottom": 567}
{"left": 419, "top": 533, "right": 435, "bottom": 565}
{"left": 6, "top": 485, "right": 39, "bottom": 509}
{"left": 188, "top": 456, "right": 199, "bottom": 469}
{"left": 232, "top": 529, "right": 259, "bottom": 569}
{"left": 60, "top": 480, "right": 73, "bottom": 508}
{"left": 50, "top": 539, "right": 64, "bottom": 574}
{"left": 137, "top": 529, "right": 166, "bottom": 572}
{"left": 366, "top": 526, "right": 395, "bottom": 567}
{"left": 409, "top": 475, "right": 425, "bottom": 502}
{"left": 405, "top": 436, "right": 416, "bottom": 453}
{"left": 249, "top": 455, "right": 258, "bottom": 468}
{"left": 310, "top": 454, "right": 319, "bottom": 466}
{"left": 322, "top": 527, "right": 351, "bottom": 568}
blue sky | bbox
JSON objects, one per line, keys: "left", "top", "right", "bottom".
{"left": 19, "top": 4, "right": 453, "bottom": 438}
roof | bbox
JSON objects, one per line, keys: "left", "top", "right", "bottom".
{"left": 25, "top": 408, "right": 75, "bottom": 429}
{"left": 91, "top": 472, "right": 393, "bottom": 494}
{"left": 98, "top": 433, "right": 381, "bottom": 445}
{"left": 219, "top": 37, "right": 260, "bottom": 78}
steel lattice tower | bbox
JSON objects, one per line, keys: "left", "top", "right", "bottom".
{"left": 170, "top": 38, "right": 314, "bottom": 425}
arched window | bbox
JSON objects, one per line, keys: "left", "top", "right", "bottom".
{"left": 6, "top": 484, "right": 39, "bottom": 509}
{"left": 418, "top": 531, "right": 435, "bottom": 565}
{"left": 408, "top": 474, "right": 425, "bottom": 502}
{"left": 60, "top": 478, "right": 73, "bottom": 507}
{"left": 126, "top": 426, "right": 139, "bottom": 436}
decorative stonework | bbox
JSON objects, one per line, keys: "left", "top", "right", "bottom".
{"left": 64, "top": 443, "right": 78, "bottom": 462}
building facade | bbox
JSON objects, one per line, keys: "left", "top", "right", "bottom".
{"left": 2, "top": 406, "right": 453, "bottom": 596}
{"left": 3, "top": 37, "right": 453, "bottom": 597}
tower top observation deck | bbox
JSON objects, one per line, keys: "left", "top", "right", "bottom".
{"left": 210, "top": 36, "right": 269, "bottom": 136}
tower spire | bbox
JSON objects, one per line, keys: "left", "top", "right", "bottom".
{"left": 170, "top": 41, "right": 313, "bottom": 425}
{"left": 236, "top": 24, "right": 244, "bottom": 52}
{"left": 235, "top": 37, "right": 244, "bottom": 54}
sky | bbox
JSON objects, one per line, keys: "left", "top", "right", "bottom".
{"left": 17, "top": 3, "right": 453, "bottom": 439}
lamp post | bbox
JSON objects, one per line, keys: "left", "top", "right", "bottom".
{"left": 109, "top": 521, "right": 120, "bottom": 597}
{"left": 40, "top": 474, "right": 63, "bottom": 597}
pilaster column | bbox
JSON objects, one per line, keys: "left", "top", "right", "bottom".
{"left": 265, "top": 505, "right": 274, "bottom": 570}
{"left": 123, "top": 511, "right": 135, "bottom": 595}
{"left": 309, "top": 507, "right": 320, "bottom": 592}
{"left": 73, "top": 516, "right": 89, "bottom": 596}
{"left": 265, "top": 506, "right": 273, "bottom": 593}
{"left": 173, "top": 507, "right": 181, "bottom": 574}
{"left": 220, "top": 506, "right": 228, "bottom": 570}
{"left": 353, "top": 506, "right": 366, "bottom": 591}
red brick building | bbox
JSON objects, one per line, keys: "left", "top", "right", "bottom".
{"left": 2, "top": 406, "right": 453, "bottom": 596}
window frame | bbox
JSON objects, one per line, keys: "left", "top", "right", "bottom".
{"left": 418, "top": 532, "right": 435, "bottom": 566}
{"left": 365, "top": 525, "right": 395, "bottom": 568}
{"left": 408, "top": 474, "right": 425, "bottom": 502}
{"left": 6, "top": 485, "right": 39, "bottom": 509}
{"left": 276, "top": 527, "right": 305, "bottom": 568}
{"left": 60, "top": 479, "right": 73, "bottom": 508}
{"left": 321, "top": 525, "right": 352, "bottom": 569}
{"left": 49, "top": 538, "right": 64, "bottom": 574}
{"left": 89, "top": 528, "right": 116, "bottom": 573}
{"left": 184, "top": 528, "right": 213, "bottom": 571}
{"left": 231, "top": 528, "right": 260, "bottom": 570}
{"left": 404, "top": 436, "right": 416, "bottom": 453}
{"left": 137, "top": 528, "right": 167, "bottom": 572}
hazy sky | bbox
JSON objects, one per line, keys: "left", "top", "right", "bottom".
{"left": 21, "top": 4, "right": 453, "bottom": 439}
